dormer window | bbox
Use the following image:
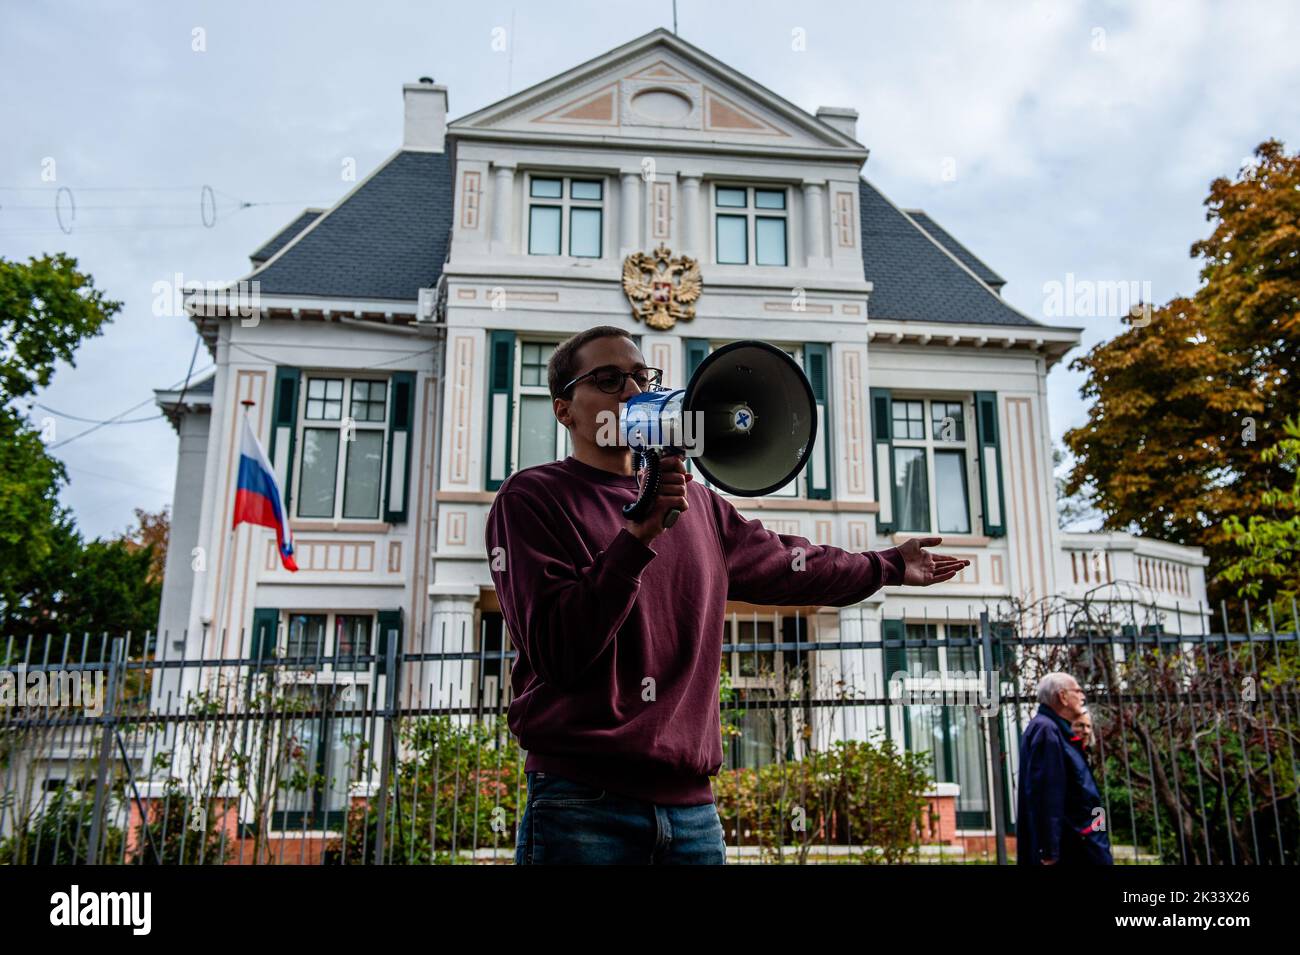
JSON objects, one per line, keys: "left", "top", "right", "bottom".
{"left": 713, "top": 184, "right": 788, "bottom": 266}
{"left": 527, "top": 175, "right": 604, "bottom": 258}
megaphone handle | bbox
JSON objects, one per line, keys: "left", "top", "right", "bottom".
{"left": 622, "top": 448, "right": 683, "bottom": 529}
{"left": 660, "top": 450, "right": 682, "bottom": 526}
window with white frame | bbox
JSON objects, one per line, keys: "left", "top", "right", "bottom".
{"left": 281, "top": 612, "right": 375, "bottom": 672}
{"left": 487, "top": 333, "right": 650, "bottom": 489}
{"left": 527, "top": 175, "right": 604, "bottom": 258}
{"left": 893, "top": 622, "right": 991, "bottom": 828}
{"left": 712, "top": 184, "right": 788, "bottom": 266}
{"left": 271, "top": 681, "right": 366, "bottom": 830}
{"left": 295, "top": 376, "right": 388, "bottom": 520}
{"left": 263, "top": 609, "right": 377, "bottom": 830}
{"left": 890, "top": 397, "right": 974, "bottom": 534}
{"left": 722, "top": 613, "right": 811, "bottom": 770}
{"left": 515, "top": 340, "right": 572, "bottom": 470}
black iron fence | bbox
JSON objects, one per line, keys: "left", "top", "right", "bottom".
{"left": 2, "top": 595, "right": 1296, "bottom": 864}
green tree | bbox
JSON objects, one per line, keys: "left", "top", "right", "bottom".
{"left": 0, "top": 252, "right": 142, "bottom": 643}
{"left": 0, "top": 409, "right": 68, "bottom": 593}
{"left": 1220, "top": 415, "right": 1300, "bottom": 630}
{"left": 2, "top": 496, "right": 162, "bottom": 649}
{"left": 0, "top": 251, "right": 119, "bottom": 405}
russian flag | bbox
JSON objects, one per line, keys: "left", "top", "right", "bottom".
{"left": 233, "top": 415, "right": 298, "bottom": 571}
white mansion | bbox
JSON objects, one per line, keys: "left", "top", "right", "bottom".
{"left": 153, "top": 29, "right": 1209, "bottom": 839}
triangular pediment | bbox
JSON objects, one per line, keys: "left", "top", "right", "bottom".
{"left": 451, "top": 29, "right": 862, "bottom": 153}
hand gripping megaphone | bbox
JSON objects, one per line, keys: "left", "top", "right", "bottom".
{"left": 619, "top": 340, "right": 818, "bottom": 528}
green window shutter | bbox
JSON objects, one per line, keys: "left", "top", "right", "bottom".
{"left": 485, "top": 331, "right": 516, "bottom": 491}
{"left": 684, "top": 338, "right": 709, "bottom": 382}
{"left": 803, "top": 343, "right": 831, "bottom": 499}
{"left": 384, "top": 372, "right": 416, "bottom": 522}
{"left": 251, "top": 608, "right": 279, "bottom": 662}
{"left": 974, "top": 391, "right": 1006, "bottom": 538}
{"left": 376, "top": 609, "right": 403, "bottom": 676}
{"left": 992, "top": 621, "right": 1016, "bottom": 670}
{"left": 269, "top": 367, "right": 301, "bottom": 512}
{"left": 869, "top": 387, "right": 895, "bottom": 533}
{"left": 882, "top": 617, "right": 907, "bottom": 689}
{"left": 683, "top": 339, "right": 710, "bottom": 481}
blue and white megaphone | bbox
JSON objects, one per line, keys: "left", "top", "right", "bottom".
{"left": 619, "top": 339, "right": 818, "bottom": 528}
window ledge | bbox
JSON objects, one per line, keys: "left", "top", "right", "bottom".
{"left": 891, "top": 532, "right": 991, "bottom": 547}
{"left": 290, "top": 520, "right": 391, "bottom": 533}
{"left": 719, "top": 496, "right": 879, "bottom": 513}
{"left": 437, "top": 491, "right": 882, "bottom": 513}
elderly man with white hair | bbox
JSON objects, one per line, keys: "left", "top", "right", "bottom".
{"left": 1016, "top": 672, "right": 1114, "bottom": 865}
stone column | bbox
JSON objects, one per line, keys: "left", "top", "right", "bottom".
{"left": 679, "top": 174, "right": 702, "bottom": 258}
{"left": 620, "top": 171, "right": 641, "bottom": 255}
{"left": 490, "top": 163, "right": 515, "bottom": 248}
{"left": 423, "top": 592, "right": 479, "bottom": 720}
{"left": 802, "top": 180, "right": 826, "bottom": 266}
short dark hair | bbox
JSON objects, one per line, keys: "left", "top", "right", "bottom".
{"left": 548, "top": 325, "right": 638, "bottom": 400}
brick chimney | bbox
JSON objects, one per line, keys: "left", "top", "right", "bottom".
{"left": 403, "top": 77, "right": 448, "bottom": 152}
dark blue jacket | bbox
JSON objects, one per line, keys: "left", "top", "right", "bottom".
{"left": 1016, "top": 704, "right": 1113, "bottom": 865}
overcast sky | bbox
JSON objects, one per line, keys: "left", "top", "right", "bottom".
{"left": 3, "top": 0, "right": 1297, "bottom": 539}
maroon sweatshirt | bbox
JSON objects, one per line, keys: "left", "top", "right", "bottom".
{"left": 485, "top": 454, "right": 906, "bottom": 805}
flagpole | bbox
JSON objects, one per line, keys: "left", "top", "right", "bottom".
{"left": 217, "top": 400, "right": 257, "bottom": 663}
{"left": 218, "top": 524, "right": 240, "bottom": 663}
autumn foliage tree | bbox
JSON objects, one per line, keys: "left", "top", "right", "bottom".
{"left": 118, "top": 506, "right": 169, "bottom": 584}
{"left": 1063, "top": 140, "right": 1300, "bottom": 616}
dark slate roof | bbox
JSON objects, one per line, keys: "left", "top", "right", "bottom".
{"left": 244, "top": 150, "right": 453, "bottom": 301}
{"left": 860, "top": 177, "right": 1040, "bottom": 327}
{"left": 239, "top": 152, "right": 1027, "bottom": 322}
{"left": 250, "top": 210, "right": 324, "bottom": 265}
{"left": 902, "top": 209, "right": 1006, "bottom": 290}
{"left": 154, "top": 368, "right": 215, "bottom": 400}
{"left": 154, "top": 369, "right": 216, "bottom": 430}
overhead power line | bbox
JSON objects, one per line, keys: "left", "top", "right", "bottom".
{"left": 0, "top": 183, "right": 329, "bottom": 236}
{"left": 35, "top": 404, "right": 162, "bottom": 425}
{"left": 43, "top": 355, "right": 213, "bottom": 451}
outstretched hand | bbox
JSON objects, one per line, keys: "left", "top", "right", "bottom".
{"left": 896, "top": 536, "right": 970, "bottom": 586}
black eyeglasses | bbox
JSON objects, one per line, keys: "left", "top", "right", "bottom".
{"left": 562, "top": 366, "right": 663, "bottom": 397}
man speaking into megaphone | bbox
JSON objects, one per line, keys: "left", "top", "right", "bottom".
{"left": 485, "top": 325, "right": 970, "bottom": 864}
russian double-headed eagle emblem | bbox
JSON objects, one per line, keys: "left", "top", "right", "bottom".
{"left": 621, "top": 244, "right": 702, "bottom": 330}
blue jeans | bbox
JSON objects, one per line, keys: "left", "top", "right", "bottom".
{"left": 515, "top": 771, "right": 727, "bottom": 864}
